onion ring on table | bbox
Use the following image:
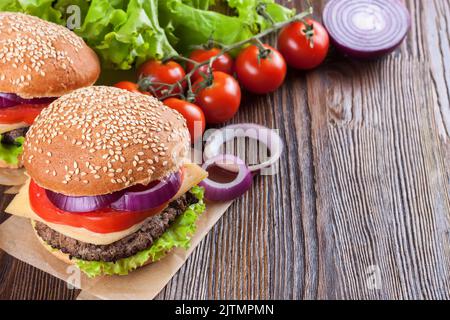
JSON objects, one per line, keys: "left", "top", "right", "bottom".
{"left": 199, "top": 154, "right": 253, "bottom": 202}
{"left": 203, "top": 123, "right": 283, "bottom": 173}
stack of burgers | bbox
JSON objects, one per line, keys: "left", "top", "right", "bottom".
{"left": 3, "top": 13, "right": 208, "bottom": 277}
{"left": 0, "top": 12, "right": 99, "bottom": 169}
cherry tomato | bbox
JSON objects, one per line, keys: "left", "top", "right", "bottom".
{"left": 138, "top": 60, "right": 186, "bottom": 99}
{"left": 163, "top": 98, "right": 206, "bottom": 143}
{"left": 114, "top": 81, "right": 153, "bottom": 96}
{"left": 113, "top": 81, "right": 140, "bottom": 93}
{"left": 187, "top": 48, "right": 234, "bottom": 82}
{"left": 278, "top": 19, "right": 329, "bottom": 70}
{"left": 235, "top": 44, "right": 287, "bottom": 94}
{"left": 29, "top": 179, "right": 168, "bottom": 234}
{"left": 0, "top": 104, "right": 48, "bottom": 125}
{"left": 193, "top": 71, "right": 241, "bottom": 124}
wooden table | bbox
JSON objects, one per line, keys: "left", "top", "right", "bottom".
{"left": 1, "top": 0, "right": 449, "bottom": 300}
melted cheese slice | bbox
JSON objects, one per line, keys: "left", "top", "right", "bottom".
{"left": 0, "top": 122, "right": 28, "bottom": 134}
{"left": 6, "top": 163, "right": 207, "bottom": 245}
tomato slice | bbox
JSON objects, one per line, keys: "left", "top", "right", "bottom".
{"left": 29, "top": 180, "right": 168, "bottom": 234}
{"left": 0, "top": 104, "right": 48, "bottom": 125}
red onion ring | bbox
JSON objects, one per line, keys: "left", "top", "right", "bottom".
{"left": 322, "top": 0, "right": 411, "bottom": 59}
{"left": 0, "top": 93, "right": 56, "bottom": 108}
{"left": 203, "top": 123, "right": 283, "bottom": 173}
{"left": 46, "top": 190, "right": 124, "bottom": 213}
{"left": 199, "top": 154, "right": 253, "bottom": 202}
{"left": 111, "top": 171, "right": 182, "bottom": 211}
{"left": 45, "top": 172, "right": 182, "bottom": 213}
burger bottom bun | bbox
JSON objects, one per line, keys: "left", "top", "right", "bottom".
{"left": 31, "top": 221, "right": 159, "bottom": 274}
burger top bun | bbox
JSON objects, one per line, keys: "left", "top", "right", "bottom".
{"left": 23, "top": 86, "right": 191, "bottom": 196}
{"left": 0, "top": 12, "right": 100, "bottom": 98}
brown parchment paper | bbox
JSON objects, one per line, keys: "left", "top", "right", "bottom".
{"left": 0, "top": 200, "right": 232, "bottom": 300}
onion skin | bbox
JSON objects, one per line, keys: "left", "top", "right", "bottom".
{"left": 199, "top": 154, "right": 253, "bottom": 202}
{"left": 322, "top": 0, "right": 411, "bottom": 59}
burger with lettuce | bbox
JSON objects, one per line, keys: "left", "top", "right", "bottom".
{"left": 6, "top": 86, "right": 207, "bottom": 277}
{"left": 0, "top": 12, "right": 99, "bottom": 168}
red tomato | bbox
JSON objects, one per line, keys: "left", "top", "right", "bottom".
{"left": 278, "top": 19, "right": 329, "bottom": 70}
{"left": 187, "top": 48, "right": 234, "bottom": 81}
{"left": 29, "top": 180, "right": 168, "bottom": 234}
{"left": 138, "top": 60, "right": 186, "bottom": 99}
{"left": 113, "top": 81, "right": 140, "bottom": 93}
{"left": 235, "top": 44, "right": 287, "bottom": 94}
{"left": 193, "top": 71, "right": 241, "bottom": 124}
{"left": 163, "top": 98, "right": 205, "bottom": 143}
{"left": 0, "top": 104, "right": 48, "bottom": 125}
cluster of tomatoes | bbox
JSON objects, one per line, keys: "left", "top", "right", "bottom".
{"left": 114, "top": 19, "right": 329, "bottom": 142}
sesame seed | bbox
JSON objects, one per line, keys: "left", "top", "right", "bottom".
{"left": 23, "top": 85, "right": 190, "bottom": 189}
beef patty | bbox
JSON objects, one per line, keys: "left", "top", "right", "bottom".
{"left": 1, "top": 127, "right": 29, "bottom": 145}
{"left": 34, "top": 192, "right": 198, "bottom": 262}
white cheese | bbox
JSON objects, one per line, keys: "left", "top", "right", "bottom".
{"left": 0, "top": 122, "right": 28, "bottom": 134}
{"left": 6, "top": 163, "right": 207, "bottom": 245}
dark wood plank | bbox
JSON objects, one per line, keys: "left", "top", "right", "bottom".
{"left": 308, "top": 57, "right": 450, "bottom": 299}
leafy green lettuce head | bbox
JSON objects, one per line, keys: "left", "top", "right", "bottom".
{"left": 75, "top": 186, "right": 206, "bottom": 277}
{"left": 0, "top": 0, "right": 295, "bottom": 69}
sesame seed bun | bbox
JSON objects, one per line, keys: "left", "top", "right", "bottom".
{"left": 23, "top": 86, "right": 191, "bottom": 196}
{"left": 0, "top": 12, "right": 100, "bottom": 98}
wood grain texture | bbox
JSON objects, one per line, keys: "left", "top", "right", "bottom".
{"left": 1, "top": 0, "right": 450, "bottom": 300}
{"left": 308, "top": 57, "right": 450, "bottom": 299}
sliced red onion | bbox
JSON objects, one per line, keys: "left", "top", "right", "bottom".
{"left": 203, "top": 123, "right": 283, "bottom": 173}
{"left": 46, "top": 190, "right": 124, "bottom": 213}
{"left": 322, "top": 0, "right": 411, "bottom": 59}
{"left": 0, "top": 93, "right": 56, "bottom": 108}
{"left": 111, "top": 171, "right": 182, "bottom": 211}
{"left": 199, "top": 154, "right": 253, "bottom": 202}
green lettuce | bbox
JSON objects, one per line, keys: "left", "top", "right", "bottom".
{"left": 75, "top": 0, "right": 177, "bottom": 69}
{"left": 75, "top": 186, "right": 206, "bottom": 277}
{"left": 1, "top": 0, "right": 294, "bottom": 69}
{"left": 159, "top": 0, "right": 294, "bottom": 54}
{"left": 0, "top": 0, "right": 63, "bottom": 23}
{"left": 0, "top": 135, "right": 25, "bottom": 165}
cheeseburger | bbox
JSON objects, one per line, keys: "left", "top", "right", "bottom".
{"left": 0, "top": 12, "right": 100, "bottom": 168}
{"left": 6, "top": 86, "right": 207, "bottom": 277}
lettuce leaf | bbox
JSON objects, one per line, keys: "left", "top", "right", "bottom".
{"left": 158, "top": 0, "right": 294, "bottom": 54}
{"left": 1, "top": 0, "right": 294, "bottom": 69}
{"left": 0, "top": 135, "right": 25, "bottom": 165}
{"left": 75, "top": 186, "right": 206, "bottom": 277}
{"left": 182, "top": 0, "right": 214, "bottom": 10}
{"left": 73, "top": 0, "right": 178, "bottom": 69}
{"left": 0, "top": 0, "right": 63, "bottom": 23}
